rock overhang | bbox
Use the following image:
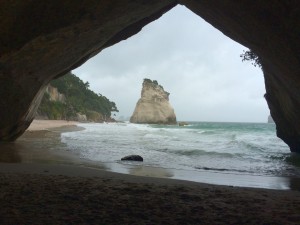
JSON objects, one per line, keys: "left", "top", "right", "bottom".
{"left": 0, "top": 1, "right": 299, "bottom": 152}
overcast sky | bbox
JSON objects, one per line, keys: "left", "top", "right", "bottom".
{"left": 73, "top": 5, "right": 269, "bottom": 123}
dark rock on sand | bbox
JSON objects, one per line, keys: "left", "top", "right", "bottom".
{"left": 121, "top": 155, "right": 143, "bottom": 162}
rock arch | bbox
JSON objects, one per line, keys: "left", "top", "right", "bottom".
{"left": 0, "top": 1, "right": 299, "bottom": 152}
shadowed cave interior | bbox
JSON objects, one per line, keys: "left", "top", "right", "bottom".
{"left": 1, "top": 2, "right": 300, "bottom": 224}
{"left": 0, "top": 1, "right": 299, "bottom": 153}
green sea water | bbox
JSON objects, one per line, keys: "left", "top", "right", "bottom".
{"left": 2, "top": 121, "right": 300, "bottom": 189}
{"left": 62, "top": 121, "right": 300, "bottom": 178}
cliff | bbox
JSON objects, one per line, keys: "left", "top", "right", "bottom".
{"left": 35, "top": 85, "right": 66, "bottom": 120}
{"left": 130, "top": 79, "right": 177, "bottom": 124}
{"left": 46, "top": 86, "right": 66, "bottom": 103}
{"left": 37, "top": 72, "right": 118, "bottom": 122}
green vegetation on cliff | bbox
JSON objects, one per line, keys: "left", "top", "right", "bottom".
{"left": 37, "top": 72, "right": 118, "bottom": 121}
{"left": 240, "top": 49, "right": 262, "bottom": 68}
{"left": 143, "top": 78, "right": 163, "bottom": 90}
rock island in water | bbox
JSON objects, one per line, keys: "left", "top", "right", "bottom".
{"left": 130, "top": 78, "right": 177, "bottom": 124}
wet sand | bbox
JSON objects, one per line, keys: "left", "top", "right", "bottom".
{"left": 0, "top": 120, "right": 300, "bottom": 224}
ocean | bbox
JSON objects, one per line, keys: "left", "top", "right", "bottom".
{"left": 60, "top": 121, "right": 300, "bottom": 189}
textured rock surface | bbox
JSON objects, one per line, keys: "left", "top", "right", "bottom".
{"left": 178, "top": 0, "right": 300, "bottom": 152}
{"left": 46, "top": 85, "right": 66, "bottom": 103}
{"left": 0, "top": 0, "right": 176, "bottom": 141}
{"left": 76, "top": 113, "right": 87, "bottom": 122}
{"left": 179, "top": 122, "right": 189, "bottom": 126}
{"left": 130, "top": 79, "right": 177, "bottom": 124}
{"left": 0, "top": 1, "right": 299, "bottom": 152}
{"left": 121, "top": 155, "right": 143, "bottom": 162}
{"left": 35, "top": 85, "right": 66, "bottom": 119}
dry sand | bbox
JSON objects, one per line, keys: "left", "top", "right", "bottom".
{"left": 27, "top": 120, "right": 79, "bottom": 131}
{"left": 0, "top": 120, "right": 300, "bottom": 224}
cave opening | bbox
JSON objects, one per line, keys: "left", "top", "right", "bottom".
{"left": 73, "top": 5, "right": 268, "bottom": 124}
{"left": 0, "top": 1, "right": 298, "bottom": 189}
{"left": 1, "top": 1, "right": 298, "bottom": 154}
{"left": 1, "top": 2, "right": 300, "bottom": 223}
{"left": 38, "top": 5, "right": 293, "bottom": 188}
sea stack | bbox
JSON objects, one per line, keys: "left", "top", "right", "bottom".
{"left": 130, "top": 79, "right": 177, "bottom": 124}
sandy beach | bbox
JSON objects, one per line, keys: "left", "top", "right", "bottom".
{"left": 27, "top": 119, "right": 79, "bottom": 131}
{"left": 0, "top": 120, "right": 300, "bottom": 224}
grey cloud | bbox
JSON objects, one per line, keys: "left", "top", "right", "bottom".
{"left": 73, "top": 5, "right": 268, "bottom": 122}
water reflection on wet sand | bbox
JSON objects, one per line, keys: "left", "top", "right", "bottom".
{"left": 0, "top": 128, "right": 300, "bottom": 191}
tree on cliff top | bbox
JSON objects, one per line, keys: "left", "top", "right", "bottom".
{"left": 240, "top": 49, "right": 262, "bottom": 68}
{"left": 143, "top": 78, "right": 164, "bottom": 91}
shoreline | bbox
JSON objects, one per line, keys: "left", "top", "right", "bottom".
{"left": 1, "top": 120, "right": 300, "bottom": 223}
{"left": 3, "top": 119, "right": 299, "bottom": 190}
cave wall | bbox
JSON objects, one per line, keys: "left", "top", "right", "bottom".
{"left": 0, "top": 1, "right": 299, "bottom": 152}
{"left": 0, "top": 0, "right": 177, "bottom": 140}
{"left": 179, "top": 0, "right": 300, "bottom": 152}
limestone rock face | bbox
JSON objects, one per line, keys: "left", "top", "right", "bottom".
{"left": 0, "top": 1, "right": 300, "bottom": 152}
{"left": 130, "top": 79, "right": 176, "bottom": 124}
{"left": 76, "top": 113, "right": 87, "bottom": 122}
{"left": 46, "top": 86, "right": 66, "bottom": 103}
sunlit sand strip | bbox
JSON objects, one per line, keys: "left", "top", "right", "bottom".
{"left": 27, "top": 119, "right": 78, "bottom": 131}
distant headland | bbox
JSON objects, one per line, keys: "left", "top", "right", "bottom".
{"left": 36, "top": 72, "right": 118, "bottom": 123}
